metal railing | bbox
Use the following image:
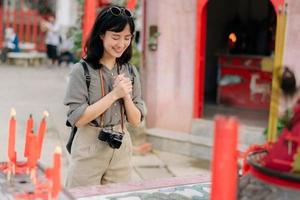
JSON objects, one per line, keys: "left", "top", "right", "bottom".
{"left": 0, "top": 7, "right": 46, "bottom": 51}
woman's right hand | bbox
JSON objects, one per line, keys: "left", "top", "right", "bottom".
{"left": 112, "top": 75, "right": 132, "bottom": 99}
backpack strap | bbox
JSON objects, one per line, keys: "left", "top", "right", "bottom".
{"left": 128, "top": 63, "right": 136, "bottom": 85}
{"left": 80, "top": 60, "right": 99, "bottom": 127}
{"left": 66, "top": 60, "right": 91, "bottom": 127}
{"left": 80, "top": 60, "right": 91, "bottom": 104}
{"left": 66, "top": 60, "right": 95, "bottom": 153}
{"left": 66, "top": 126, "right": 77, "bottom": 153}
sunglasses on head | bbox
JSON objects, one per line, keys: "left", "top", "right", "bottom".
{"left": 107, "top": 6, "right": 133, "bottom": 18}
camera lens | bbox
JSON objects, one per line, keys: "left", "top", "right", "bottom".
{"left": 108, "top": 134, "right": 123, "bottom": 149}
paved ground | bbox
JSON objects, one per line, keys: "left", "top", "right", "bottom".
{"left": 238, "top": 174, "right": 300, "bottom": 200}
{"left": 0, "top": 64, "right": 210, "bottom": 187}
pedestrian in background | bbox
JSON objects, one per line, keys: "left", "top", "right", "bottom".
{"left": 58, "top": 28, "right": 76, "bottom": 66}
{"left": 279, "top": 67, "right": 300, "bottom": 118}
{"left": 64, "top": 5, "right": 146, "bottom": 188}
{"left": 41, "top": 14, "right": 60, "bottom": 66}
{"left": 1, "top": 27, "right": 20, "bottom": 63}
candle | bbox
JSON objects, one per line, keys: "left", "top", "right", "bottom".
{"left": 24, "top": 114, "right": 33, "bottom": 158}
{"left": 27, "top": 132, "right": 37, "bottom": 169}
{"left": 8, "top": 108, "right": 17, "bottom": 164}
{"left": 52, "top": 146, "right": 61, "bottom": 199}
{"left": 44, "top": 168, "right": 53, "bottom": 180}
{"left": 211, "top": 115, "right": 239, "bottom": 200}
{"left": 37, "top": 111, "right": 49, "bottom": 159}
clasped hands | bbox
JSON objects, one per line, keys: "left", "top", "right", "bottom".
{"left": 112, "top": 74, "right": 132, "bottom": 100}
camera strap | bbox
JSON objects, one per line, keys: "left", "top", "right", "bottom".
{"left": 99, "top": 67, "right": 125, "bottom": 134}
{"left": 117, "top": 65, "right": 125, "bottom": 134}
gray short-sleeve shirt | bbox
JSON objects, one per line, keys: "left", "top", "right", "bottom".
{"left": 64, "top": 60, "right": 146, "bottom": 127}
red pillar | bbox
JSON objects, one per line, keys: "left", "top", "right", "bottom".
{"left": 0, "top": 8, "right": 3, "bottom": 48}
{"left": 270, "top": 0, "right": 285, "bottom": 13}
{"left": 82, "top": 0, "right": 98, "bottom": 56}
{"left": 193, "top": 0, "right": 208, "bottom": 118}
{"left": 127, "top": 0, "right": 137, "bottom": 10}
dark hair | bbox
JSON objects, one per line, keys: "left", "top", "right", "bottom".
{"left": 281, "top": 67, "right": 297, "bottom": 96}
{"left": 47, "top": 13, "right": 56, "bottom": 19}
{"left": 83, "top": 5, "right": 135, "bottom": 69}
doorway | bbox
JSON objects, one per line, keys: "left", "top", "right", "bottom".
{"left": 194, "top": 0, "right": 283, "bottom": 128}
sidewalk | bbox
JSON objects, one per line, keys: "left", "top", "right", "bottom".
{"left": 0, "top": 64, "right": 210, "bottom": 185}
{"left": 132, "top": 150, "right": 210, "bottom": 182}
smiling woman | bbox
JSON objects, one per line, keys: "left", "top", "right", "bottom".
{"left": 101, "top": 25, "right": 133, "bottom": 59}
{"left": 63, "top": 5, "right": 146, "bottom": 188}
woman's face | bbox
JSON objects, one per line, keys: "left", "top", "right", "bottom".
{"left": 101, "top": 24, "right": 132, "bottom": 59}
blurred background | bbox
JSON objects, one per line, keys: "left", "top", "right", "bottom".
{"left": 0, "top": 0, "right": 300, "bottom": 188}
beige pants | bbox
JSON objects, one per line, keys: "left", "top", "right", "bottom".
{"left": 65, "top": 124, "right": 132, "bottom": 188}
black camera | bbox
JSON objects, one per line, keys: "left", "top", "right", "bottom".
{"left": 98, "top": 129, "right": 123, "bottom": 149}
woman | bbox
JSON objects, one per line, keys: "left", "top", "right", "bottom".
{"left": 64, "top": 5, "right": 145, "bottom": 188}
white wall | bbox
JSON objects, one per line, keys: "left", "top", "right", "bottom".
{"left": 144, "top": 0, "right": 197, "bottom": 132}
{"left": 284, "top": 0, "right": 300, "bottom": 82}
{"left": 56, "top": 0, "right": 78, "bottom": 29}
